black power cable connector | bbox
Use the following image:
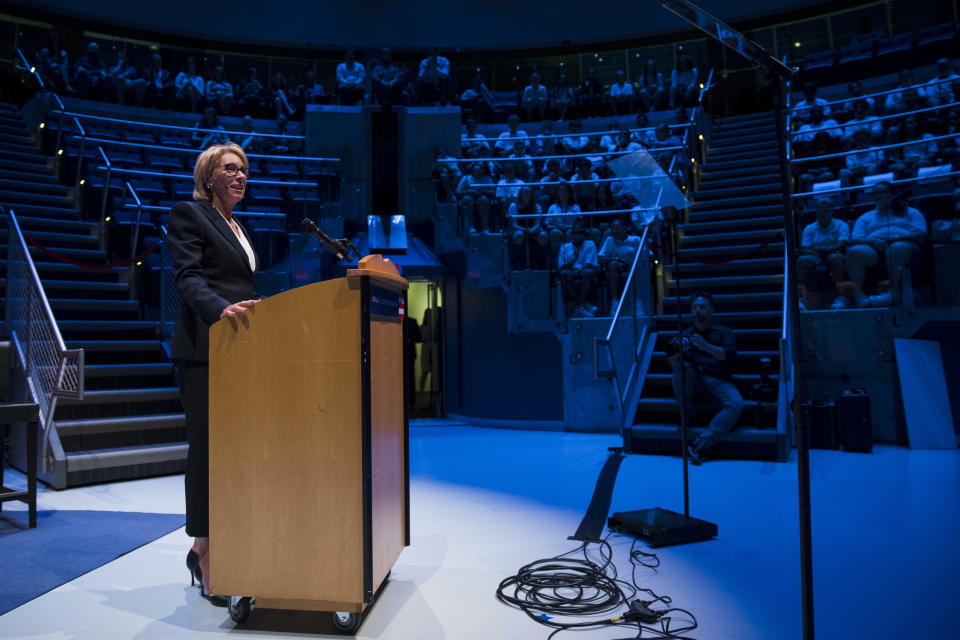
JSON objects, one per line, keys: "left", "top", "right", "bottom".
{"left": 624, "top": 599, "right": 662, "bottom": 624}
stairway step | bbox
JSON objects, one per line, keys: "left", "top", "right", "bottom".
{"left": 59, "top": 386, "right": 179, "bottom": 406}
{"left": 1, "top": 189, "right": 74, "bottom": 207}
{"left": 697, "top": 172, "right": 781, "bottom": 191}
{"left": 691, "top": 193, "right": 782, "bottom": 209}
{"left": 0, "top": 242, "right": 107, "bottom": 262}
{"left": 681, "top": 216, "right": 784, "bottom": 234}
{"left": 3, "top": 228, "right": 98, "bottom": 250}
{"left": 3, "top": 203, "right": 81, "bottom": 219}
{"left": 67, "top": 339, "right": 164, "bottom": 352}
{"left": 680, "top": 228, "right": 783, "bottom": 247}
{"left": 694, "top": 182, "right": 781, "bottom": 200}
{"left": 43, "top": 279, "right": 129, "bottom": 295}
{"left": 0, "top": 167, "right": 58, "bottom": 183}
{"left": 0, "top": 148, "right": 49, "bottom": 164}
{"left": 626, "top": 424, "right": 785, "bottom": 461}
{"left": 664, "top": 256, "right": 782, "bottom": 277}
{"left": 636, "top": 397, "right": 773, "bottom": 413}
{"left": 708, "top": 139, "right": 778, "bottom": 156}
{"left": 666, "top": 274, "right": 783, "bottom": 289}
{"left": 49, "top": 298, "right": 139, "bottom": 313}
{"left": 30, "top": 261, "right": 127, "bottom": 282}
{"left": 0, "top": 177, "right": 70, "bottom": 196}
{"left": 656, "top": 327, "right": 781, "bottom": 342}
{"left": 57, "top": 412, "right": 183, "bottom": 437}
{"left": 15, "top": 216, "right": 97, "bottom": 234}
{"left": 711, "top": 130, "right": 776, "bottom": 146}
{"left": 661, "top": 291, "right": 782, "bottom": 309}
{"left": 654, "top": 310, "right": 782, "bottom": 328}
{"left": 0, "top": 156, "right": 50, "bottom": 173}
{"left": 85, "top": 363, "right": 173, "bottom": 378}
{"left": 676, "top": 241, "right": 784, "bottom": 259}
{"left": 646, "top": 372, "right": 778, "bottom": 386}
{"left": 715, "top": 110, "right": 774, "bottom": 125}
{"left": 65, "top": 442, "right": 187, "bottom": 474}
{"left": 0, "top": 131, "right": 31, "bottom": 145}
{"left": 686, "top": 204, "right": 784, "bottom": 223}
{"left": 59, "top": 320, "right": 158, "bottom": 337}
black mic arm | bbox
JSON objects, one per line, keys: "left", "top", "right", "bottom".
{"left": 300, "top": 218, "right": 348, "bottom": 260}
{"left": 338, "top": 237, "right": 364, "bottom": 261}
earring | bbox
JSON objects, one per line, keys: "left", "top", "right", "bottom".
{"left": 205, "top": 183, "right": 213, "bottom": 190}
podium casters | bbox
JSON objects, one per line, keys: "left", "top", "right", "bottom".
{"left": 228, "top": 596, "right": 252, "bottom": 623}
{"left": 331, "top": 611, "right": 360, "bottom": 634}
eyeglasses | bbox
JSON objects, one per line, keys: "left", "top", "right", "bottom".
{"left": 218, "top": 163, "right": 248, "bottom": 176}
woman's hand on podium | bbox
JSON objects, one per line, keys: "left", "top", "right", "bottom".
{"left": 220, "top": 299, "right": 259, "bottom": 320}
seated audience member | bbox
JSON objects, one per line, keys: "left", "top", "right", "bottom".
{"left": 144, "top": 56, "right": 175, "bottom": 112}
{"left": 797, "top": 131, "right": 841, "bottom": 192}
{"left": 670, "top": 53, "right": 698, "bottom": 109}
{"left": 297, "top": 69, "right": 326, "bottom": 107}
{"left": 205, "top": 66, "right": 234, "bottom": 115}
{"left": 508, "top": 186, "right": 549, "bottom": 270}
{"left": 842, "top": 99, "right": 883, "bottom": 145}
{"left": 925, "top": 58, "right": 958, "bottom": 107}
{"left": 237, "top": 115, "right": 264, "bottom": 154}
{"left": 175, "top": 56, "right": 205, "bottom": 113}
{"left": 647, "top": 123, "right": 683, "bottom": 168}
{"left": 561, "top": 119, "right": 590, "bottom": 162}
{"left": 538, "top": 158, "right": 563, "bottom": 206}
{"left": 431, "top": 146, "right": 460, "bottom": 203}
{"left": 610, "top": 127, "right": 643, "bottom": 156}
{"left": 558, "top": 224, "right": 600, "bottom": 317}
{"left": 237, "top": 67, "right": 266, "bottom": 116}
{"left": 669, "top": 292, "right": 743, "bottom": 465}
{"left": 839, "top": 81, "right": 875, "bottom": 117}
{"left": 495, "top": 114, "right": 529, "bottom": 156}
{"left": 35, "top": 32, "right": 73, "bottom": 94}
{"left": 373, "top": 48, "right": 407, "bottom": 105}
{"left": 637, "top": 59, "right": 666, "bottom": 113}
{"left": 840, "top": 129, "right": 887, "bottom": 186}
{"left": 461, "top": 118, "right": 490, "bottom": 157}
{"left": 506, "top": 140, "right": 535, "bottom": 181}
{"left": 270, "top": 72, "right": 296, "bottom": 118}
{"left": 885, "top": 69, "right": 927, "bottom": 114}
{"left": 793, "top": 105, "right": 840, "bottom": 156}
{"left": 192, "top": 107, "right": 229, "bottom": 149}
{"left": 593, "top": 182, "right": 617, "bottom": 215}
{"left": 522, "top": 73, "right": 548, "bottom": 122}
{"left": 266, "top": 113, "right": 300, "bottom": 154}
{"left": 72, "top": 42, "right": 111, "bottom": 101}
{"left": 544, "top": 181, "right": 579, "bottom": 245}
{"left": 797, "top": 199, "right": 851, "bottom": 309}
{"left": 456, "top": 162, "right": 495, "bottom": 234}
{"left": 533, "top": 120, "right": 561, "bottom": 158}
{"left": 791, "top": 82, "right": 830, "bottom": 124}
{"left": 110, "top": 52, "right": 146, "bottom": 106}
{"left": 496, "top": 162, "right": 524, "bottom": 217}
{"left": 632, "top": 113, "right": 655, "bottom": 146}
{"left": 337, "top": 47, "right": 366, "bottom": 106}
{"left": 551, "top": 73, "right": 576, "bottom": 122}
{"left": 460, "top": 73, "right": 495, "bottom": 122}
{"left": 599, "top": 219, "right": 642, "bottom": 309}
{"left": 846, "top": 181, "right": 928, "bottom": 307}
{"left": 571, "top": 157, "right": 600, "bottom": 207}
{"left": 609, "top": 70, "right": 635, "bottom": 116}
{"left": 580, "top": 68, "right": 604, "bottom": 118}
{"left": 890, "top": 115, "right": 938, "bottom": 178}
{"left": 416, "top": 46, "right": 451, "bottom": 105}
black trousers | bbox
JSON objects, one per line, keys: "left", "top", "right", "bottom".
{"left": 177, "top": 360, "right": 210, "bottom": 538}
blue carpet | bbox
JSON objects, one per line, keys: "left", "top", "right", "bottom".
{"left": 0, "top": 510, "right": 185, "bottom": 615}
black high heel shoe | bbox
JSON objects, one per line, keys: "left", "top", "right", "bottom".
{"left": 201, "top": 587, "right": 229, "bottom": 607}
{"left": 186, "top": 549, "right": 202, "bottom": 587}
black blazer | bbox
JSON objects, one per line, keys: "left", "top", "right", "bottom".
{"left": 168, "top": 199, "right": 259, "bottom": 362}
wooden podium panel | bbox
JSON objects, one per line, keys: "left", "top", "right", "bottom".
{"left": 208, "top": 271, "right": 408, "bottom": 611}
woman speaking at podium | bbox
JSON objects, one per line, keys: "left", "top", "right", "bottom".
{"left": 168, "top": 143, "right": 260, "bottom": 606}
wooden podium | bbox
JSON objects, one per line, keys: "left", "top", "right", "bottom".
{"left": 208, "top": 257, "right": 409, "bottom": 630}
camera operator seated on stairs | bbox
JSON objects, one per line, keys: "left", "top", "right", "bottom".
{"left": 842, "top": 181, "right": 928, "bottom": 308}
{"left": 668, "top": 292, "right": 744, "bottom": 466}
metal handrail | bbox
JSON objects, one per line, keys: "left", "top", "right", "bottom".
{"left": 790, "top": 129, "right": 957, "bottom": 166}
{"left": 94, "top": 165, "right": 318, "bottom": 188}
{"left": 466, "top": 122, "right": 694, "bottom": 145}
{"left": 438, "top": 145, "right": 685, "bottom": 165}
{"left": 3, "top": 208, "right": 84, "bottom": 472}
{"left": 15, "top": 49, "right": 44, "bottom": 90}
{"left": 508, "top": 205, "right": 664, "bottom": 220}
{"left": 124, "top": 181, "right": 145, "bottom": 259}
{"left": 789, "top": 98, "right": 960, "bottom": 139}
{"left": 159, "top": 225, "right": 181, "bottom": 340}
{"left": 72, "top": 116, "right": 86, "bottom": 192}
{"left": 794, "top": 75, "right": 958, "bottom": 111}
{"left": 53, "top": 110, "right": 307, "bottom": 140}
{"left": 62, "top": 132, "right": 339, "bottom": 164}
{"left": 98, "top": 146, "right": 112, "bottom": 235}
{"left": 777, "top": 242, "right": 795, "bottom": 444}
{"left": 122, "top": 202, "right": 286, "bottom": 220}
{"left": 792, "top": 168, "right": 960, "bottom": 199}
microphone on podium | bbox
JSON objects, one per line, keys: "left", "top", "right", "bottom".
{"left": 300, "top": 218, "right": 348, "bottom": 260}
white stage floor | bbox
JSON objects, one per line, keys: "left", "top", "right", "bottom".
{"left": 1, "top": 422, "right": 959, "bottom": 639}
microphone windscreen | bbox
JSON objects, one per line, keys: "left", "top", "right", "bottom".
{"left": 300, "top": 218, "right": 317, "bottom": 233}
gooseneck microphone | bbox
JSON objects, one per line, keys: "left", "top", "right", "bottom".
{"left": 300, "top": 218, "right": 347, "bottom": 260}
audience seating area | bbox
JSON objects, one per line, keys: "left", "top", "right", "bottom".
{"left": 788, "top": 56, "right": 960, "bottom": 310}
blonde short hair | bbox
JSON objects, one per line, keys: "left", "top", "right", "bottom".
{"left": 192, "top": 143, "right": 248, "bottom": 202}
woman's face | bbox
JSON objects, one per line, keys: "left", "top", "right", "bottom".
{"left": 209, "top": 151, "right": 247, "bottom": 210}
